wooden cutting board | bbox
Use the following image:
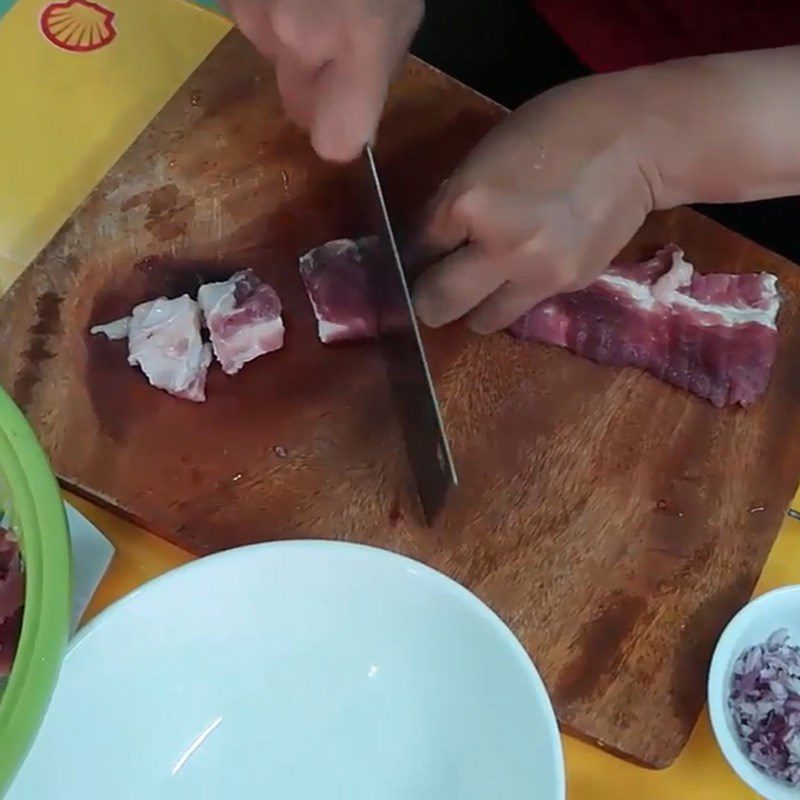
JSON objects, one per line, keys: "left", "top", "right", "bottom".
{"left": 3, "top": 31, "right": 800, "bottom": 768}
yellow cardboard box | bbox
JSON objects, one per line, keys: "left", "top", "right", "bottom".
{"left": 0, "top": 0, "right": 227, "bottom": 291}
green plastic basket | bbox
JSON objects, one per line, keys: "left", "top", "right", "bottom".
{"left": 0, "top": 388, "right": 70, "bottom": 794}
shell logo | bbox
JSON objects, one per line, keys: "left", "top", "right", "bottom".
{"left": 40, "top": 0, "right": 117, "bottom": 53}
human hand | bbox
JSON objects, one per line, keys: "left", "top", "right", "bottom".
{"left": 223, "top": 0, "right": 423, "bottom": 162}
{"left": 414, "top": 75, "right": 659, "bottom": 333}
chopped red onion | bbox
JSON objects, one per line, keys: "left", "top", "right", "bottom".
{"left": 729, "top": 629, "right": 800, "bottom": 784}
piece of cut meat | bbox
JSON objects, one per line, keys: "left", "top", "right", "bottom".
{"left": 0, "top": 528, "right": 23, "bottom": 677}
{"left": 0, "top": 608, "right": 23, "bottom": 677}
{"left": 299, "top": 239, "right": 377, "bottom": 344}
{"left": 90, "top": 273, "right": 283, "bottom": 396}
{"left": 197, "top": 270, "right": 284, "bottom": 375}
{"left": 92, "top": 295, "right": 213, "bottom": 402}
{"left": 510, "top": 245, "right": 781, "bottom": 407}
{"left": 0, "top": 536, "right": 22, "bottom": 624}
{"left": 90, "top": 316, "right": 130, "bottom": 340}
{"left": 126, "top": 296, "right": 211, "bottom": 402}
{"left": 93, "top": 297, "right": 212, "bottom": 402}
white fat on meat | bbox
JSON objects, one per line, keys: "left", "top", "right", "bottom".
{"left": 90, "top": 316, "right": 130, "bottom": 340}
{"left": 93, "top": 295, "right": 212, "bottom": 402}
{"left": 599, "top": 249, "right": 780, "bottom": 328}
{"left": 197, "top": 270, "right": 284, "bottom": 375}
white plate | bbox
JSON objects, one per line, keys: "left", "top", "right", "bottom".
{"left": 8, "top": 540, "right": 564, "bottom": 800}
{"left": 64, "top": 503, "right": 114, "bottom": 632}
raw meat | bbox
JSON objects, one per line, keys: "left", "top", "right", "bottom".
{"left": 299, "top": 239, "right": 377, "bottom": 344}
{"left": 127, "top": 296, "right": 212, "bottom": 402}
{"left": 0, "top": 528, "right": 23, "bottom": 676}
{"left": 91, "top": 273, "right": 285, "bottom": 398}
{"left": 93, "top": 295, "right": 212, "bottom": 402}
{"left": 510, "top": 245, "right": 781, "bottom": 407}
{"left": 0, "top": 609, "right": 22, "bottom": 677}
{"left": 90, "top": 317, "right": 130, "bottom": 340}
{"left": 197, "top": 270, "right": 284, "bottom": 375}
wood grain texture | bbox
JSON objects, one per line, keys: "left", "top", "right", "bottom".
{"left": 3, "top": 31, "right": 800, "bottom": 768}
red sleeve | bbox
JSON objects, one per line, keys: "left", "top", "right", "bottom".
{"left": 532, "top": 0, "right": 800, "bottom": 72}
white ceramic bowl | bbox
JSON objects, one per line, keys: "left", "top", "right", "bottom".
{"left": 708, "top": 585, "right": 800, "bottom": 799}
{"left": 7, "top": 540, "right": 564, "bottom": 800}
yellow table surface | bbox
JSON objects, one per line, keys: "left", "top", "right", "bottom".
{"left": 1, "top": 0, "right": 798, "bottom": 795}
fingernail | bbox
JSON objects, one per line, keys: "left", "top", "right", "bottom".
{"left": 414, "top": 302, "right": 432, "bottom": 328}
{"left": 413, "top": 294, "right": 438, "bottom": 329}
{"left": 467, "top": 316, "right": 495, "bottom": 335}
{"left": 312, "top": 137, "right": 358, "bottom": 163}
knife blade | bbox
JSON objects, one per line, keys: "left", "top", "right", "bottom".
{"left": 359, "top": 144, "right": 458, "bottom": 524}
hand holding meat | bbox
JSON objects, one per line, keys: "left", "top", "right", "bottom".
{"left": 223, "top": 0, "right": 423, "bottom": 162}
{"left": 415, "top": 77, "right": 655, "bottom": 334}
{"left": 416, "top": 47, "right": 800, "bottom": 334}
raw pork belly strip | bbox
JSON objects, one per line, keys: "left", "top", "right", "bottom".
{"left": 197, "top": 270, "right": 284, "bottom": 375}
{"left": 299, "top": 239, "right": 377, "bottom": 344}
{"left": 0, "top": 528, "right": 23, "bottom": 676}
{"left": 510, "top": 245, "right": 781, "bottom": 407}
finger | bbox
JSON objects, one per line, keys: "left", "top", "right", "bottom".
{"left": 225, "top": 0, "right": 279, "bottom": 58}
{"left": 310, "top": 16, "right": 417, "bottom": 162}
{"left": 422, "top": 180, "right": 470, "bottom": 255}
{"left": 467, "top": 283, "right": 546, "bottom": 335}
{"left": 413, "top": 244, "right": 507, "bottom": 328}
{"left": 271, "top": 0, "right": 339, "bottom": 69}
{"left": 467, "top": 272, "right": 564, "bottom": 334}
{"left": 426, "top": 184, "right": 553, "bottom": 260}
{"left": 274, "top": 51, "right": 319, "bottom": 129}
{"left": 227, "top": 0, "right": 335, "bottom": 131}
{"left": 310, "top": 51, "right": 388, "bottom": 162}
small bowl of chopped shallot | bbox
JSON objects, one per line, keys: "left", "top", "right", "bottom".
{"left": 709, "top": 585, "right": 800, "bottom": 798}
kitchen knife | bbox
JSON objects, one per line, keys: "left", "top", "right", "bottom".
{"left": 360, "top": 144, "right": 458, "bottom": 524}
